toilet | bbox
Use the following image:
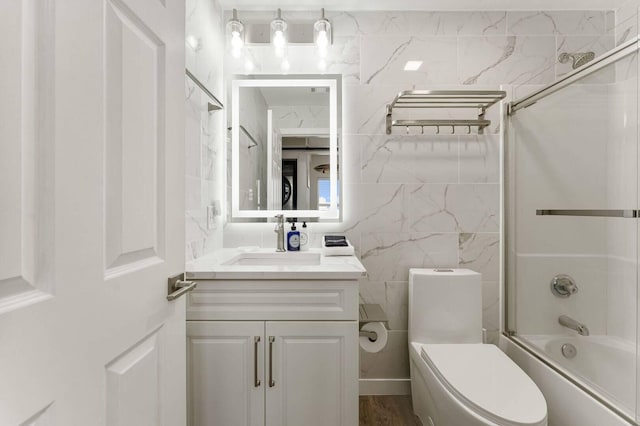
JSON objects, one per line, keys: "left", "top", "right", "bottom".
{"left": 409, "top": 268, "right": 547, "bottom": 426}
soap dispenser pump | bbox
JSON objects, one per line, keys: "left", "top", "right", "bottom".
{"left": 287, "top": 222, "right": 300, "bottom": 251}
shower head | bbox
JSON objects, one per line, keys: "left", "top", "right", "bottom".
{"left": 558, "top": 51, "right": 596, "bottom": 69}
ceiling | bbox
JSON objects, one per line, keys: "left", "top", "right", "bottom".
{"left": 219, "top": 0, "right": 624, "bottom": 11}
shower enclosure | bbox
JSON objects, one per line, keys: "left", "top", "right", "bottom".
{"left": 506, "top": 36, "right": 640, "bottom": 423}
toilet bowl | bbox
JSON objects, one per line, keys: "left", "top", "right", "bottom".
{"left": 409, "top": 269, "right": 547, "bottom": 426}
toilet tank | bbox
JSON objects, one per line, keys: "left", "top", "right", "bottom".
{"left": 409, "top": 268, "right": 482, "bottom": 344}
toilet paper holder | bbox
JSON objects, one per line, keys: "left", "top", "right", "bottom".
{"left": 359, "top": 304, "right": 388, "bottom": 342}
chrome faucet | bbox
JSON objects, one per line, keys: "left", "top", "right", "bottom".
{"left": 274, "top": 214, "right": 286, "bottom": 252}
{"left": 559, "top": 315, "right": 590, "bottom": 336}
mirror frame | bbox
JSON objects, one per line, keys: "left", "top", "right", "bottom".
{"left": 231, "top": 78, "right": 339, "bottom": 219}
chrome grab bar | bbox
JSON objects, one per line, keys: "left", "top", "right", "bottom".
{"left": 268, "top": 336, "right": 275, "bottom": 388}
{"left": 254, "top": 336, "right": 261, "bottom": 387}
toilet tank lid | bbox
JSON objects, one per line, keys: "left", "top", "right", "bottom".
{"left": 420, "top": 344, "right": 547, "bottom": 426}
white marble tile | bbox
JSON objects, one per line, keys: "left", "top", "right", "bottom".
{"left": 555, "top": 35, "right": 615, "bottom": 80}
{"left": 358, "top": 280, "right": 409, "bottom": 331}
{"left": 222, "top": 229, "right": 263, "bottom": 248}
{"left": 360, "top": 135, "right": 458, "bottom": 184}
{"left": 482, "top": 281, "right": 500, "bottom": 331}
{"left": 360, "top": 232, "right": 459, "bottom": 282}
{"left": 507, "top": 11, "right": 607, "bottom": 35}
{"left": 361, "top": 36, "right": 457, "bottom": 85}
{"left": 360, "top": 330, "right": 410, "bottom": 379}
{"left": 459, "top": 232, "right": 500, "bottom": 281}
{"left": 385, "top": 281, "right": 409, "bottom": 331}
{"left": 606, "top": 10, "right": 616, "bottom": 35}
{"left": 271, "top": 105, "right": 330, "bottom": 129}
{"left": 458, "top": 134, "right": 500, "bottom": 183}
{"left": 408, "top": 184, "right": 500, "bottom": 233}
{"left": 614, "top": 16, "right": 637, "bottom": 47}
{"left": 226, "top": 37, "right": 360, "bottom": 84}
{"left": 341, "top": 134, "right": 362, "bottom": 185}
{"left": 344, "top": 84, "right": 409, "bottom": 135}
{"left": 185, "top": 175, "right": 202, "bottom": 212}
{"left": 185, "top": 79, "right": 203, "bottom": 179}
{"left": 458, "top": 36, "right": 556, "bottom": 85}
{"left": 329, "top": 11, "right": 506, "bottom": 37}
{"left": 185, "top": 0, "right": 224, "bottom": 98}
{"left": 342, "top": 183, "right": 407, "bottom": 233}
{"left": 359, "top": 280, "right": 387, "bottom": 309}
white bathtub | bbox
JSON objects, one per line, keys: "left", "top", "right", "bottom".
{"left": 506, "top": 334, "right": 637, "bottom": 423}
{"left": 500, "top": 336, "right": 634, "bottom": 426}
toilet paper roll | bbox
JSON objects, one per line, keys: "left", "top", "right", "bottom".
{"left": 359, "top": 322, "right": 388, "bottom": 353}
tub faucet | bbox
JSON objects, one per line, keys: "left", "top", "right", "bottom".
{"left": 274, "top": 214, "right": 286, "bottom": 252}
{"left": 559, "top": 315, "right": 590, "bottom": 336}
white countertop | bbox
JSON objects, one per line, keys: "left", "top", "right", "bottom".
{"left": 186, "top": 248, "right": 367, "bottom": 280}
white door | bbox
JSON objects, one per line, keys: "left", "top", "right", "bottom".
{"left": 187, "top": 321, "right": 264, "bottom": 426}
{"left": 265, "top": 322, "right": 358, "bottom": 426}
{"left": 0, "top": 0, "right": 187, "bottom": 424}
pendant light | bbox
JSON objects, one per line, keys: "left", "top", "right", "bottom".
{"left": 270, "top": 8, "right": 288, "bottom": 58}
{"left": 226, "top": 9, "right": 244, "bottom": 59}
{"left": 314, "top": 8, "right": 332, "bottom": 55}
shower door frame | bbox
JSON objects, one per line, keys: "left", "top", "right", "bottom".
{"left": 503, "top": 35, "right": 640, "bottom": 425}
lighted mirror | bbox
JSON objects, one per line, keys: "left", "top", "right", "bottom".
{"left": 230, "top": 75, "right": 341, "bottom": 220}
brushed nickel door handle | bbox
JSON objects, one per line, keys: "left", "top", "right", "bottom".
{"left": 254, "top": 336, "right": 261, "bottom": 387}
{"left": 167, "top": 274, "right": 197, "bottom": 301}
{"left": 268, "top": 336, "right": 275, "bottom": 388}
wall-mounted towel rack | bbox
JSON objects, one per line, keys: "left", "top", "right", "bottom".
{"left": 227, "top": 125, "right": 259, "bottom": 148}
{"left": 186, "top": 68, "right": 224, "bottom": 112}
{"left": 536, "top": 209, "right": 639, "bottom": 218}
{"left": 385, "top": 90, "right": 506, "bottom": 135}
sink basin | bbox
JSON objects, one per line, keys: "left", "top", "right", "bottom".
{"left": 221, "top": 251, "right": 322, "bottom": 266}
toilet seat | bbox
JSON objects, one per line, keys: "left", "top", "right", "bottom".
{"left": 419, "top": 343, "right": 547, "bottom": 426}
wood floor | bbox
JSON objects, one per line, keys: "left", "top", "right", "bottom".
{"left": 359, "top": 395, "right": 422, "bottom": 426}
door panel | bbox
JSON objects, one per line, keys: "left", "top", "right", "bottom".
{"left": 0, "top": 0, "right": 55, "bottom": 311}
{"left": 106, "top": 328, "right": 162, "bottom": 426}
{"left": 265, "top": 321, "right": 358, "bottom": 426}
{"left": 0, "top": 0, "right": 186, "bottom": 424}
{"left": 187, "top": 321, "right": 264, "bottom": 426}
{"left": 105, "top": 0, "right": 165, "bottom": 275}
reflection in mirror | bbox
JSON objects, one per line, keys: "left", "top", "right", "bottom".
{"left": 230, "top": 76, "right": 341, "bottom": 220}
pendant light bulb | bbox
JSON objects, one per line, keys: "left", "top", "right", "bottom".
{"left": 271, "top": 9, "right": 288, "bottom": 57}
{"left": 226, "top": 9, "right": 245, "bottom": 59}
{"left": 314, "top": 9, "right": 332, "bottom": 51}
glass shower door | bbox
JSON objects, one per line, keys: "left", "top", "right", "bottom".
{"left": 506, "top": 40, "right": 639, "bottom": 421}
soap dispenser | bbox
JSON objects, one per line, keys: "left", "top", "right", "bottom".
{"left": 300, "top": 221, "right": 309, "bottom": 251}
{"left": 287, "top": 222, "right": 300, "bottom": 251}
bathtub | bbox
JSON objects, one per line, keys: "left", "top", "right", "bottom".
{"left": 519, "top": 335, "right": 636, "bottom": 420}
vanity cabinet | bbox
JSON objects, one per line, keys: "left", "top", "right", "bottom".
{"left": 186, "top": 279, "right": 359, "bottom": 426}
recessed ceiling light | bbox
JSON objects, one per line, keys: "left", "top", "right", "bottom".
{"left": 404, "top": 60, "right": 423, "bottom": 71}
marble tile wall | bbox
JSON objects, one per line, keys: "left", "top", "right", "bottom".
{"left": 221, "top": 9, "right": 613, "bottom": 381}
{"left": 185, "top": 0, "right": 225, "bottom": 260}
{"left": 613, "top": 0, "right": 640, "bottom": 46}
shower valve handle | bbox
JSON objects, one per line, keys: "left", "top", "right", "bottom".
{"left": 551, "top": 274, "right": 578, "bottom": 298}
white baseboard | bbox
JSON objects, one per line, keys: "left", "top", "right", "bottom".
{"left": 359, "top": 378, "right": 411, "bottom": 395}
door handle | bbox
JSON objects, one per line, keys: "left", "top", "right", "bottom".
{"left": 268, "top": 336, "right": 275, "bottom": 388}
{"left": 254, "top": 336, "right": 261, "bottom": 387}
{"left": 167, "top": 273, "right": 197, "bottom": 301}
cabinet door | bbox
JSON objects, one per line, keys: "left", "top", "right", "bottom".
{"left": 265, "top": 321, "right": 358, "bottom": 426}
{"left": 187, "top": 321, "right": 264, "bottom": 426}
